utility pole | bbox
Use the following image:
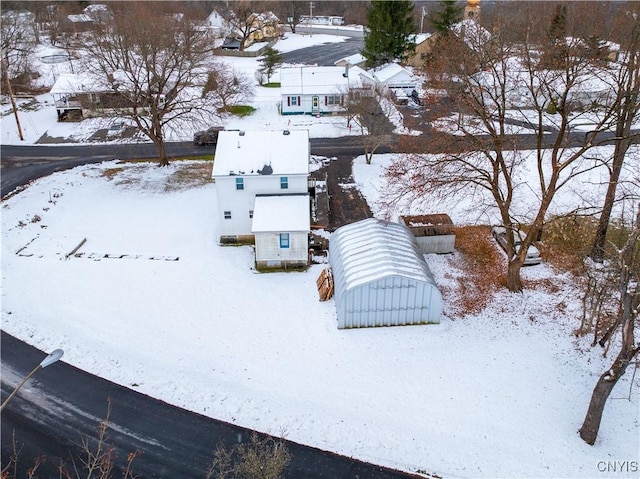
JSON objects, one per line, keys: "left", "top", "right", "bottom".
{"left": 2, "top": 57, "right": 24, "bottom": 141}
{"left": 309, "top": 2, "right": 314, "bottom": 37}
{"left": 420, "top": 6, "right": 427, "bottom": 33}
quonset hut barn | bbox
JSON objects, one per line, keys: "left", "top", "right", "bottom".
{"left": 329, "top": 218, "right": 443, "bottom": 329}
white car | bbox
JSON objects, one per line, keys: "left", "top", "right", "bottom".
{"left": 491, "top": 226, "right": 542, "bottom": 266}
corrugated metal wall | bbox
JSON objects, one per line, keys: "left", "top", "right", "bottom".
{"left": 329, "top": 218, "right": 443, "bottom": 329}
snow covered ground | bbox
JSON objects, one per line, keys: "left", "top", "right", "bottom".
{"left": 1, "top": 29, "right": 639, "bottom": 479}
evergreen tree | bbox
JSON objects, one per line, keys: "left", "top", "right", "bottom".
{"left": 430, "top": 0, "right": 463, "bottom": 35}
{"left": 258, "top": 45, "right": 283, "bottom": 83}
{"left": 362, "top": 0, "right": 416, "bottom": 67}
{"left": 548, "top": 4, "right": 567, "bottom": 42}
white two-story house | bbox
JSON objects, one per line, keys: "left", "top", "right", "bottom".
{"left": 212, "top": 129, "right": 311, "bottom": 270}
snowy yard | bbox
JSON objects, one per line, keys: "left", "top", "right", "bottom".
{"left": 1, "top": 26, "right": 639, "bottom": 479}
{"left": 1, "top": 159, "right": 638, "bottom": 478}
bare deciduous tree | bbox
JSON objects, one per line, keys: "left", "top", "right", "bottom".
{"left": 83, "top": 3, "right": 217, "bottom": 166}
{"left": 343, "top": 85, "right": 394, "bottom": 164}
{"left": 2, "top": 399, "right": 139, "bottom": 479}
{"left": 589, "top": 6, "right": 640, "bottom": 262}
{"left": 0, "top": 9, "right": 35, "bottom": 140}
{"left": 579, "top": 207, "right": 640, "bottom": 445}
{"left": 223, "top": 1, "right": 278, "bottom": 52}
{"left": 203, "top": 61, "right": 254, "bottom": 112}
{"left": 386, "top": 4, "right": 620, "bottom": 292}
{"left": 275, "top": 0, "right": 306, "bottom": 34}
{"left": 58, "top": 399, "right": 140, "bottom": 479}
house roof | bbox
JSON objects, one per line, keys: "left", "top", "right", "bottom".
{"left": 450, "top": 19, "right": 492, "bottom": 51}
{"left": 66, "top": 13, "right": 93, "bottom": 24}
{"left": 370, "top": 63, "right": 414, "bottom": 85}
{"left": 334, "top": 53, "right": 366, "bottom": 67}
{"left": 50, "top": 73, "right": 94, "bottom": 94}
{"left": 212, "top": 130, "right": 309, "bottom": 177}
{"left": 411, "top": 33, "right": 433, "bottom": 45}
{"left": 251, "top": 194, "right": 310, "bottom": 233}
{"left": 280, "top": 66, "right": 368, "bottom": 96}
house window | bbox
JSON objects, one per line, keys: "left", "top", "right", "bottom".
{"left": 279, "top": 233, "right": 290, "bottom": 249}
{"left": 224, "top": 211, "right": 232, "bottom": 219}
{"left": 287, "top": 96, "right": 299, "bottom": 106}
{"left": 280, "top": 177, "right": 288, "bottom": 189}
{"left": 249, "top": 210, "right": 253, "bottom": 218}
{"left": 236, "top": 177, "right": 244, "bottom": 190}
{"left": 326, "top": 95, "right": 341, "bottom": 106}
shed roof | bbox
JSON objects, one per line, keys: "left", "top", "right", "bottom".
{"left": 251, "top": 195, "right": 310, "bottom": 233}
{"left": 212, "top": 129, "right": 309, "bottom": 177}
{"left": 330, "top": 218, "right": 437, "bottom": 291}
{"left": 400, "top": 214, "right": 455, "bottom": 236}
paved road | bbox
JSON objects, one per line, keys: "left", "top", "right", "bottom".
{"left": 1, "top": 332, "right": 421, "bottom": 479}
{"left": 282, "top": 37, "right": 364, "bottom": 66}
{"left": 0, "top": 138, "right": 389, "bottom": 198}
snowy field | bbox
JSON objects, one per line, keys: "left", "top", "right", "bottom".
{"left": 2, "top": 28, "right": 640, "bottom": 479}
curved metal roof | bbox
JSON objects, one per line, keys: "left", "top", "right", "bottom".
{"left": 329, "top": 218, "right": 437, "bottom": 295}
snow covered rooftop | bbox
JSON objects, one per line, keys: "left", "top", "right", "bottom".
{"left": 212, "top": 129, "right": 310, "bottom": 177}
{"left": 251, "top": 194, "right": 310, "bottom": 233}
{"left": 370, "top": 63, "right": 414, "bottom": 84}
{"left": 280, "top": 66, "right": 368, "bottom": 95}
{"left": 49, "top": 73, "right": 94, "bottom": 94}
{"left": 66, "top": 13, "right": 93, "bottom": 24}
{"left": 411, "top": 33, "right": 433, "bottom": 45}
{"left": 451, "top": 19, "right": 492, "bottom": 50}
{"left": 334, "top": 53, "right": 366, "bottom": 66}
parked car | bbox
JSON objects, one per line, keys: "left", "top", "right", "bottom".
{"left": 107, "top": 121, "right": 125, "bottom": 135}
{"left": 491, "top": 226, "right": 542, "bottom": 266}
{"left": 193, "top": 126, "right": 223, "bottom": 146}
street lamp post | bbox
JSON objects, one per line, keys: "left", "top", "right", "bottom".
{"left": 1, "top": 349, "right": 64, "bottom": 411}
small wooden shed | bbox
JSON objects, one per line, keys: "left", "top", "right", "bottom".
{"left": 329, "top": 218, "right": 442, "bottom": 329}
{"left": 399, "top": 214, "right": 456, "bottom": 254}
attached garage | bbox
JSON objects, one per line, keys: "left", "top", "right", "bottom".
{"left": 329, "top": 218, "right": 442, "bottom": 329}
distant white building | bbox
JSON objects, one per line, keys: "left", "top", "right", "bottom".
{"left": 299, "top": 15, "right": 344, "bottom": 26}
{"left": 212, "top": 130, "right": 311, "bottom": 270}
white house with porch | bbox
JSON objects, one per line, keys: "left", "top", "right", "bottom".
{"left": 212, "top": 129, "right": 311, "bottom": 269}
{"left": 280, "top": 65, "right": 372, "bottom": 115}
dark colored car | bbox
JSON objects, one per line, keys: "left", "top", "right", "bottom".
{"left": 193, "top": 126, "right": 223, "bottom": 146}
